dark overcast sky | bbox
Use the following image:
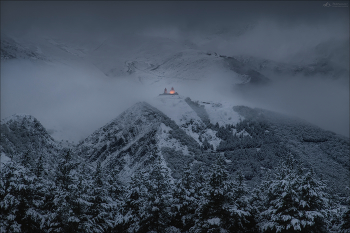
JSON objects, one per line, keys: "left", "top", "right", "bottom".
{"left": 1, "top": 1, "right": 349, "bottom": 37}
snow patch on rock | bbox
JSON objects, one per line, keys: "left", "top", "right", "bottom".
{"left": 208, "top": 217, "right": 221, "bottom": 225}
{"left": 1, "top": 153, "right": 11, "bottom": 166}
{"left": 204, "top": 101, "right": 243, "bottom": 126}
{"left": 201, "top": 128, "right": 221, "bottom": 150}
{"left": 150, "top": 95, "right": 202, "bottom": 126}
{"left": 157, "top": 123, "right": 190, "bottom": 156}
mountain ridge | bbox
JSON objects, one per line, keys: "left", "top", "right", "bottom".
{"left": 1, "top": 98, "right": 348, "bottom": 196}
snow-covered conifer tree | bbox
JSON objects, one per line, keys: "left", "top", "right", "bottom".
{"left": 0, "top": 162, "right": 43, "bottom": 232}
{"left": 227, "top": 170, "right": 258, "bottom": 233}
{"left": 170, "top": 165, "right": 198, "bottom": 231}
{"left": 193, "top": 156, "right": 234, "bottom": 232}
{"left": 259, "top": 156, "right": 328, "bottom": 233}
{"left": 340, "top": 188, "right": 350, "bottom": 233}
{"left": 139, "top": 156, "right": 173, "bottom": 232}
{"left": 21, "top": 149, "right": 32, "bottom": 168}
{"left": 51, "top": 149, "right": 82, "bottom": 232}
{"left": 124, "top": 169, "right": 148, "bottom": 232}
{"left": 85, "top": 161, "right": 115, "bottom": 232}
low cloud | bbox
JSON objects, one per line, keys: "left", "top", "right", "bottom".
{"left": 234, "top": 75, "right": 349, "bottom": 137}
{"left": 1, "top": 1, "right": 349, "bottom": 140}
{"left": 1, "top": 59, "right": 152, "bottom": 142}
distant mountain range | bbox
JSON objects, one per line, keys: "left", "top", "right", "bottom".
{"left": 2, "top": 34, "right": 348, "bottom": 87}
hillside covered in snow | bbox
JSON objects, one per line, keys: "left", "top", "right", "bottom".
{"left": 2, "top": 96, "right": 348, "bottom": 195}
{"left": 1, "top": 96, "right": 349, "bottom": 232}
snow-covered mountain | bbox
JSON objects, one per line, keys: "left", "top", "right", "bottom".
{"left": 2, "top": 32, "right": 347, "bottom": 92}
{"left": 233, "top": 38, "right": 349, "bottom": 82}
{"left": 73, "top": 95, "right": 245, "bottom": 180}
{"left": 76, "top": 96, "right": 349, "bottom": 194}
{"left": 0, "top": 96, "right": 348, "bottom": 233}
{"left": 0, "top": 33, "right": 269, "bottom": 86}
{"left": 75, "top": 100, "right": 197, "bottom": 180}
{"left": 234, "top": 55, "right": 349, "bottom": 82}
{"left": 3, "top": 96, "right": 347, "bottom": 196}
{"left": 1, "top": 33, "right": 348, "bottom": 194}
{"left": 0, "top": 114, "right": 65, "bottom": 167}
{"left": 1, "top": 32, "right": 349, "bottom": 195}
{"left": 1, "top": 36, "right": 46, "bottom": 61}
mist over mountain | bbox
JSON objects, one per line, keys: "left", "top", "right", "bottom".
{"left": 1, "top": 30, "right": 348, "bottom": 140}
{"left": 1, "top": 1, "right": 348, "bottom": 141}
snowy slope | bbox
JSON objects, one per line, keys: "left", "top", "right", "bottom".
{"left": 71, "top": 99, "right": 348, "bottom": 195}
{"left": 1, "top": 36, "right": 47, "bottom": 61}
{"left": 73, "top": 97, "right": 243, "bottom": 181}
{"left": 203, "top": 101, "right": 243, "bottom": 126}
{"left": 1, "top": 33, "right": 265, "bottom": 86}
{"left": 1, "top": 99, "right": 349, "bottom": 195}
{"left": 234, "top": 52, "right": 349, "bottom": 81}
{"left": 150, "top": 95, "right": 202, "bottom": 126}
{"left": 74, "top": 101, "right": 201, "bottom": 181}
{"left": 149, "top": 95, "right": 244, "bottom": 148}
{"left": 0, "top": 114, "right": 64, "bottom": 165}
{"left": 73, "top": 96, "right": 247, "bottom": 180}
{"left": 0, "top": 152, "right": 11, "bottom": 166}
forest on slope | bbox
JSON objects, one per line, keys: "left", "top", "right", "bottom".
{"left": 1, "top": 150, "right": 349, "bottom": 233}
{"left": 1, "top": 103, "right": 349, "bottom": 233}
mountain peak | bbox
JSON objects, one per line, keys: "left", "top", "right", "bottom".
{"left": 2, "top": 114, "right": 37, "bottom": 124}
{"left": 1, "top": 113, "right": 61, "bottom": 162}
{"left": 1, "top": 114, "right": 52, "bottom": 141}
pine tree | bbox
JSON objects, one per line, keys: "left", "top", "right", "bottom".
{"left": 202, "top": 138, "right": 211, "bottom": 151}
{"left": 34, "top": 153, "right": 45, "bottom": 177}
{"left": 193, "top": 156, "right": 234, "bottom": 232}
{"left": 250, "top": 169, "right": 274, "bottom": 230}
{"left": 170, "top": 179, "right": 184, "bottom": 230}
{"left": 72, "top": 169, "right": 93, "bottom": 233}
{"left": 21, "top": 149, "right": 32, "bottom": 168}
{"left": 194, "top": 164, "right": 206, "bottom": 196}
{"left": 86, "top": 161, "right": 114, "bottom": 232}
{"left": 340, "top": 187, "right": 350, "bottom": 233}
{"left": 55, "top": 149, "right": 78, "bottom": 189}
{"left": 227, "top": 170, "right": 258, "bottom": 233}
{"left": 124, "top": 169, "right": 148, "bottom": 232}
{"left": 140, "top": 156, "right": 173, "bottom": 232}
{"left": 341, "top": 207, "right": 350, "bottom": 233}
{"left": 52, "top": 149, "right": 82, "bottom": 232}
{"left": 105, "top": 164, "right": 125, "bottom": 231}
{"left": 259, "top": 157, "right": 328, "bottom": 233}
{"left": 298, "top": 169, "right": 328, "bottom": 232}
{"left": 94, "top": 161, "right": 104, "bottom": 187}
{"left": 0, "top": 161, "right": 44, "bottom": 232}
{"left": 170, "top": 165, "right": 198, "bottom": 231}
{"left": 38, "top": 178, "right": 60, "bottom": 232}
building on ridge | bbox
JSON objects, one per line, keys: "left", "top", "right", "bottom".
{"left": 159, "top": 87, "right": 178, "bottom": 95}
